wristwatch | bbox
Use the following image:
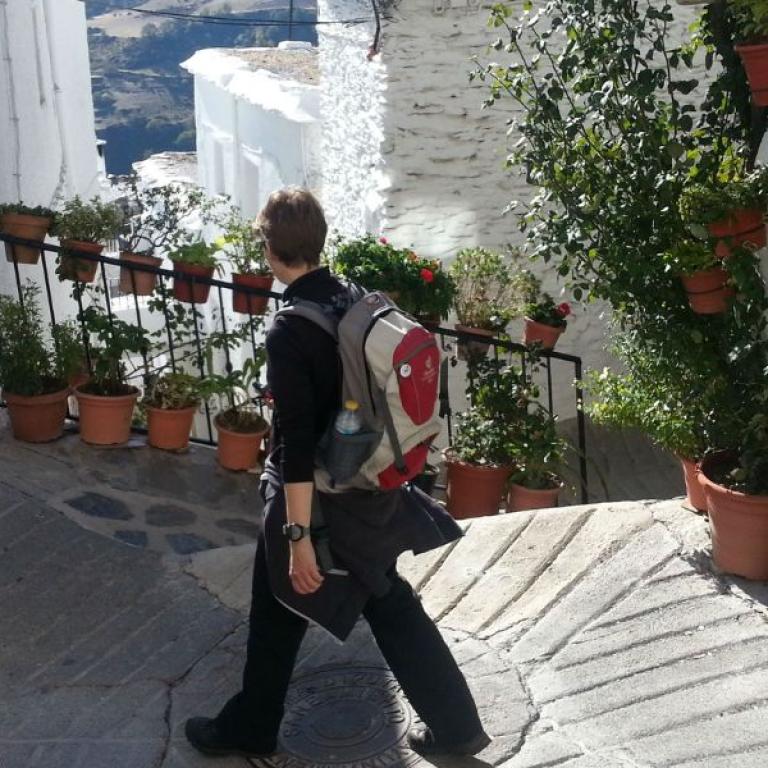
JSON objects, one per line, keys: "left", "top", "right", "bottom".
{"left": 282, "top": 522, "right": 310, "bottom": 542}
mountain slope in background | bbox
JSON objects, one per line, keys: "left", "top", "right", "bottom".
{"left": 86, "top": 0, "right": 317, "bottom": 175}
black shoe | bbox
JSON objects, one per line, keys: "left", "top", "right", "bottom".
{"left": 407, "top": 726, "right": 491, "bottom": 756}
{"left": 185, "top": 717, "right": 277, "bottom": 758}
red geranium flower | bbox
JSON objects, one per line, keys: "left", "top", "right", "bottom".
{"left": 420, "top": 268, "right": 435, "bottom": 284}
{"left": 379, "top": 236, "right": 388, "bottom": 245}
{"left": 556, "top": 302, "right": 571, "bottom": 317}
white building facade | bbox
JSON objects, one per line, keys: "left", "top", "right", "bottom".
{"left": 181, "top": 43, "right": 322, "bottom": 219}
{"left": 0, "top": 0, "right": 102, "bottom": 207}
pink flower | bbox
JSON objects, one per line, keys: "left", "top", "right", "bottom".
{"left": 556, "top": 302, "right": 571, "bottom": 317}
{"left": 379, "top": 236, "right": 388, "bottom": 245}
{"left": 420, "top": 268, "right": 435, "bottom": 284}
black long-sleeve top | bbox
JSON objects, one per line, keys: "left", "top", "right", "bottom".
{"left": 265, "top": 267, "right": 349, "bottom": 483}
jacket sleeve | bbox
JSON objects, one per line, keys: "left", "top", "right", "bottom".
{"left": 266, "top": 318, "right": 318, "bottom": 483}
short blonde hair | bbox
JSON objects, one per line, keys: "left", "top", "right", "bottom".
{"left": 256, "top": 187, "right": 327, "bottom": 268}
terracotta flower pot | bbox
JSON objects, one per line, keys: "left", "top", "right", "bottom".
{"left": 507, "top": 482, "right": 560, "bottom": 512}
{"left": 216, "top": 423, "right": 268, "bottom": 471}
{"left": 75, "top": 386, "right": 138, "bottom": 445}
{"left": 232, "top": 273, "right": 273, "bottom": 315}
{"left": 735, "top": 43, "right": 768, "bottom": 107}
{"left": 699, "top": 454, "right": 768, "bottom": 580}
{"left": 146, "top": 405, "right": 197, "bottom": 451}
{"left": 679, "top": 457, "right": 707, "bottom": 513}
{"left": 708, "top": 208, "right": 766, "bottom": 259}
{"left": 3, "top": 388, "right": 69, "bottom": 443}
{"left": 59, "top": 240, "right": 103, "bottom": 283}
{"left": 681, "top": 268, "right": 734, "bottom": 314}
{"left": 454, "top": 324, "right": 495, "bottom": 362}
{"left": 173, "top": 262, "right": 214, "bottom": 304}
{"left": 523, "top": 318, "right": 565, "bottom": 350}
{"left": 1, "top": 212, "right": 51, "bottom": 265}
{"left": 444, "top": 455, "right": 512, "bottom": 519}
{"left": 119, "top": 251, "right": 162, "bottom": 296}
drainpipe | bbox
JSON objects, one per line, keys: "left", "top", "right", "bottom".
{"left": 0, "top": 0, "right": 22, "bottom": 200}
{"left": 42, "top": 0, "right": 74, "bottom": 204}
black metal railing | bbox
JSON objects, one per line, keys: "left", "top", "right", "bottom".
{"left": 1, "top": 233, "right": 589, "bottom": 501}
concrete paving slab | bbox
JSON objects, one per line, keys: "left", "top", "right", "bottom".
{"left": 443, "top": 508, "right": 591, "bottom": 633}
{"left": 483, "top": 504, "right": 653, "bottom": 635}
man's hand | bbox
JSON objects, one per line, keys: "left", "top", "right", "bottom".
{"left": 289, "top": 538, "right": 324, "bottom": 595}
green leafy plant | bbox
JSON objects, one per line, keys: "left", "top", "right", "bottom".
{"left": 450, "top": 359, "right": 535, "bottom": 466}
{"left": 169, "top": 241, "right": 220, "bottom": 270}
{"left": 680, "top": 166, "right": 768, "bottom": 237}
{"left": 142, "top": 372, "right": 202, "bottom": 410}
{"left": 0, "top": 286, "right": 77, "bottom": 396}
{"left": 477, "top": 0, "right": 768, "bottom": 495}
{"left": 214, "top": 208, "right": 269, "bottom": 275}
{"left": 396, "top": 254, "right": 455, "bottom": 320}
{"left": 0, "top": 202, "right": 55, "bottom": 218}
{"left": 331, "top": 234, "right": 404, "bottom": 292}
{"left": 525, "top": 294, "right": 571, "bottom": 329}
{"left": 77, "top": 305, "right": 149, "bottom": 396}
{"left": 203, "top": 355, "right": 269, "bottom": 433}
{"left": 729, "top": 0, "right": 768, "bottom": 42}
{"left": 509, "top": 407, "right": 567, "bottom": 490}
{"left": 331, "top": 234, "right": 455, "bottom": 319}
{"left": 118, "top": 181, "right": 214, "bottom": 255}
{"left": 663, "top": 240, "right": 721, "bottom": 275}
{"left": 51, "top": 196, "right": 123, "bottom": 243}
{"left": 450, "top": 248, "right": 530, "bottom": 331}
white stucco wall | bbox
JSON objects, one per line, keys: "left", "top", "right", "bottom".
{"left": 317, "top": 0, "right": 712, "bottom": 416}
{"left": 0, "top": 0, "right": 102, "bottom": 207}
{"left": 0, "top": 0, "right": 105, "bottom": 313}
{"left": 182, "top": 47, "right": 322, "bottom": 219}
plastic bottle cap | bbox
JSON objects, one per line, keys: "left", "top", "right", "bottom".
{"left": 345, "top": 400, "right": 360, "bottom": 411}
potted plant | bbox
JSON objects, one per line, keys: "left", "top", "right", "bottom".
{"left": 522, "top": 273, "right": 572, "bottom": 350}
{"left": 665, "top": 241, "right": 735, "bottom": 314}
{"left": 699, "top": 439, "right": 768, "bottom": 580}
{"left": 73, "top": 306, "right": 148, "bottom": 445}
{"left": 205, "top": 357, "right": 270, "bottom": 471}
{"left": 216, "top": 209, "right": 273, "bottom": 315}
{"left": 731, "top": 0, "right": 768, "bottom": 106}
{"left": 680, "top": 168, "right": 768, "bottom": 258}
{"left": 169, "top": 241, "right": 220, "bottom": 304}
{"left": 396, "top": 252, "right": 455, "bottom": 328}
{"left": 506, "top": 407, "right": 567, "bottom": 512}
{"left": 0, "top": 287, "right": 80, "bottom": 442}
{"left": 331, "top": 234, "right": 406, "bottom": 296}
{"left": 51, "top": 196, "right": 123, "bottom": 283}
{"left": 142, "top": 371, "right": 201, "bottom": 451}
{"left": 443, "top": 359, "right": 534, "bottom": 518}
{"left": 0, "top": 203, "right": 55, "bottom": 265}
{"left": 449, "top": 248, "right": 529, "bottom": 359}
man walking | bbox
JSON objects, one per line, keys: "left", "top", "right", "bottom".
{"left": 185, "top": 187, "right": 489, "bottom": 759}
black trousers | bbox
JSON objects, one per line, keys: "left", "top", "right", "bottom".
{"left": 216, "top": 533, "right": 484, "bottom": 746}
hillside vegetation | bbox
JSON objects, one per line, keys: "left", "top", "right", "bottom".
{"left": 86, "top": 1, "right": 316, "bottom": 174}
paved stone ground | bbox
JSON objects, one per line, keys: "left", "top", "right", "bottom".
{"left": 3, "top": 410, "right": 768, "bottom": 768}
{"left": 0, "top": 412, "right": 264, "bottom": 555}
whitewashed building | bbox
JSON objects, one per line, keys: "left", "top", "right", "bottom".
{"left": 0, "top": 0, "right": 103, "bottom": 208}
{"left": 0, "top": 0, "right": 105, "bottom": 309}
{"left": 181, "top": 42, "right": 322, "bottom": 218}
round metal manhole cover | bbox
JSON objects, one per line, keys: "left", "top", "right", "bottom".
{"left": 263, "top": 665, "right": 422, "bottom": 768}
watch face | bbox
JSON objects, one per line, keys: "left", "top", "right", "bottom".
{"left": 284, "top": 523, "right": 304, "bottom": 541}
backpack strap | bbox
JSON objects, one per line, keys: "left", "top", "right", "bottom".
{"left": 276, "top": 300, "right": 340, "bottom": 340}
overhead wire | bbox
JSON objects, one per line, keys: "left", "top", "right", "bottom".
{"left": 125, "top": 6, "right": 373, "bottom": 27}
